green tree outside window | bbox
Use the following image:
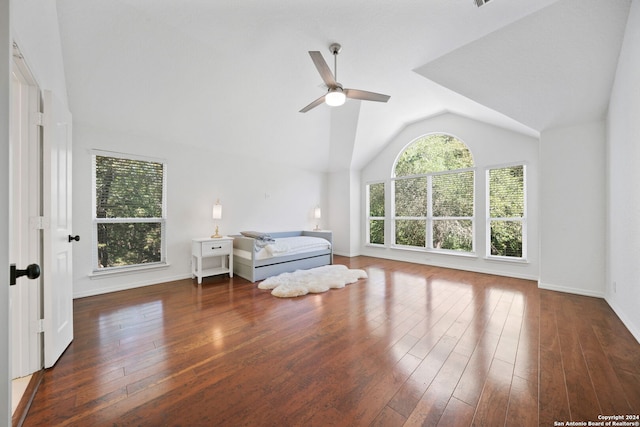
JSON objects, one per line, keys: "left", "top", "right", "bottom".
{"left": 367, "top": 182, "right": 385, "bottom": 245}
{"left": 393, "top": 134, "right": 474, "bottom": 252}
{"left": 488, "top": 165, "right": 525, "bottom": 258}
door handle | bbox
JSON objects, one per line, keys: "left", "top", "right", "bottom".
{"left": 68, "top": 235, "right": 80, "bottom": 242}
{"left": 9, "top": 263, "right": 41, "bottom": 286}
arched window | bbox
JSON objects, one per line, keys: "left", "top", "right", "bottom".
{"left": 392, "top": 134, "right": 475, "bottom": 252}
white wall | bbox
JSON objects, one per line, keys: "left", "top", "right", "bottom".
{"left": 11, "top": 0, "right": 68, "bottom": 105}
{"left": 360, "top": 112, "right": 540, "bottom": 280}
{"left": 2, "top": 0, "right": 12, "bottom": 423}
{"left": 349, "top": 170, "right": 361, "bottom": 256}
{"left": 328, "top": 169, "right": 362, "bottom": 257}
{"left": 325, "top": 102, "right": 362, "bottom": 257}
{"left": 328, "top": 171, "right": 349, "bottom": 256}
{"left": 538, "top": 122, "right": 606, "bottom": 297}
{"left": 607, "top": 0, "right": 640, "bottom": 342}
{"left": 72, "top": 123, "right": 327, "bottom": 297}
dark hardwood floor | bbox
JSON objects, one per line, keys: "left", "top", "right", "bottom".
{"left": 21, "top": 256, "right": 640, "bottom": 426}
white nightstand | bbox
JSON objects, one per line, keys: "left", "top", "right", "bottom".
{"left": 191, "top": 237, "right": 234, "bottom": 284}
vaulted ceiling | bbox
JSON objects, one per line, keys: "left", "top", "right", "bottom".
{"left": 55, "top": 0, "right": 631, "bottom": 172}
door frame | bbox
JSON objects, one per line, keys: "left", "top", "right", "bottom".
{"left": 2, "top": 0, "right": 13, "bottom": 422}
{"left": 10, "top": 41, "right": 43, "bottom": 379}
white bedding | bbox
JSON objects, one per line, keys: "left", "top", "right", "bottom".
{"left": 234, "top": 236, "right": 331, "bottom": 261}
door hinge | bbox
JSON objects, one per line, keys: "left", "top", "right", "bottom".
{"left": 31, "top": 112, "right": 44, "bottom": 127}
{"left": 30, "top": 216, "right": 49, "bottom": 230}
{"left": 37, "top": 319, "right": 45, "bottom": 333}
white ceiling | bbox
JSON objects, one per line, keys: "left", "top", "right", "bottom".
{"left": 55, "top": 0, "right": 630, "bottom": 172}
{"left": 416, "top": 0, "right": 632, "bottom": 133}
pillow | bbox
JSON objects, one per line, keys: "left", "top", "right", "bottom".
{"left": 240, "top": 231, "right": 272, "bottom": 239}
{"left": 264, "top": 241, "right": 289, "bottom": 256}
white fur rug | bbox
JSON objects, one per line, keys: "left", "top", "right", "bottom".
{"left": 258, "top": 264, "right": 368, "bottom": 298}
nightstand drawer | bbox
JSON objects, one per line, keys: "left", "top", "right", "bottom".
{"left": 201, "top": 240, "right": 232, "bottom": 256}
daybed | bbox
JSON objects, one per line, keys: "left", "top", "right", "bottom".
{"left": 231, "top": 230, "right": 333, "bottom": 282}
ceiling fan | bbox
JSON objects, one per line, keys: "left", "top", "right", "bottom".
{"left": 299, "top": 43, "right": 390, "bottom": 113}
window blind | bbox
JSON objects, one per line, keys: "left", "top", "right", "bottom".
{"left": 95, "top": 156, "right": 164, "bottom": 219}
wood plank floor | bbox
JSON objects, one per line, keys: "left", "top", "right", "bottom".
{"left": 22, "top": 256, "right": 640, "bottom": 426}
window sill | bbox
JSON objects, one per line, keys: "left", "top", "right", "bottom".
{"left": 484, "top": 256, "right": 529, "bottom": 264}
{"left": 89, "top": 262, "right": 170, "bottom": 279}
{"left": 389, "top": 245, "right": 478, "bottom": 258}
{"left": 365, "top": 243, "right": 386, "bottom": 248}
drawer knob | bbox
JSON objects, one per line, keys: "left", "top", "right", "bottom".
{"left": 211, "top": 246, "right": 222, "bottom": 250}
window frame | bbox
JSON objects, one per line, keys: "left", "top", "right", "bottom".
{"left": 366, "top": 181, "right": 386, "bottom": 246}
{"left": 91, "top": 150, "right": 168, "bottom": 274}
{"left": 485, "top": 162, "right": 527, "bottom": 261}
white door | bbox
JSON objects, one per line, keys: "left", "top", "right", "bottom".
{"left": 42, "top": 90, "right": 74, "bottom": 368}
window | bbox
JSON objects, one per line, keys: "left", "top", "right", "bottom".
{"left": 432, "top": 170, "right": 474, "bottom": 251}
{"left": 92, "top": 151, "right": 167, "bottom": 271}
{"left": 487, "top": 164, "right": 525, "bottom": 259}
{"left": 393, "top": 134, "right": 475, "bottom": 252}
{"left": 367, "top": 182, "right": 385, "bottom": 245}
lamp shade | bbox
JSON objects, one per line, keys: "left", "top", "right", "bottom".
{"left": 325, "top": 88, "right": 346, "bottom": 107}
{"left": 314, "top": 207, "right": 322, "bottom": 219}
{"left": 212, "top": 202, "right": 222, "bottom": 220}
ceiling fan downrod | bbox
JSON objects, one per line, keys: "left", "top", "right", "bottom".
{"left": 329, "top": 43, "right": 342, "bottom": 83}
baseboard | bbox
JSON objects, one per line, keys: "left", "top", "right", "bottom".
{"left": 333, "top": 251, "right": 361, "bottom": 258}
{"left": 537, "top": 281, "right": 605, "bottom": 298}
{"left": 73, "top": 273, "right": 193, "bottom": 299}
{"left": 357, "top": 251, "right": 538, "bottom": 281}
{"left": 605, "top": 297, "right": 640, "bottom": 345}
{"left": 12, "top": 369, "right": 43, "bottom": 427}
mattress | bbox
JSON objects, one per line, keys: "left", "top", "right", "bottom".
{"left": 233, "top": 236, "right": 331, "bottom": 261}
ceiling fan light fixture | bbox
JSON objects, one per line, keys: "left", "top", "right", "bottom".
{"left": 325, "top": 88, "right": 346, "bottom": 107}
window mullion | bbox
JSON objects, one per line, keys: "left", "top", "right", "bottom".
{"left": 426, "top": 175, "right": 432, "bottom": 249}
{"left": 94, "top": 217, "right": 164, "bottom": 224}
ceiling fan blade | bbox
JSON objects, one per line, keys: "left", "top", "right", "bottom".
{"left": 299, "top": 94, "right": 326, "bottom": 113}
{"left": 309, "top": 51, "right": 337, "bottom": 88}
{"left": 344, "top": 89, "right": 390, "bottom": 103}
